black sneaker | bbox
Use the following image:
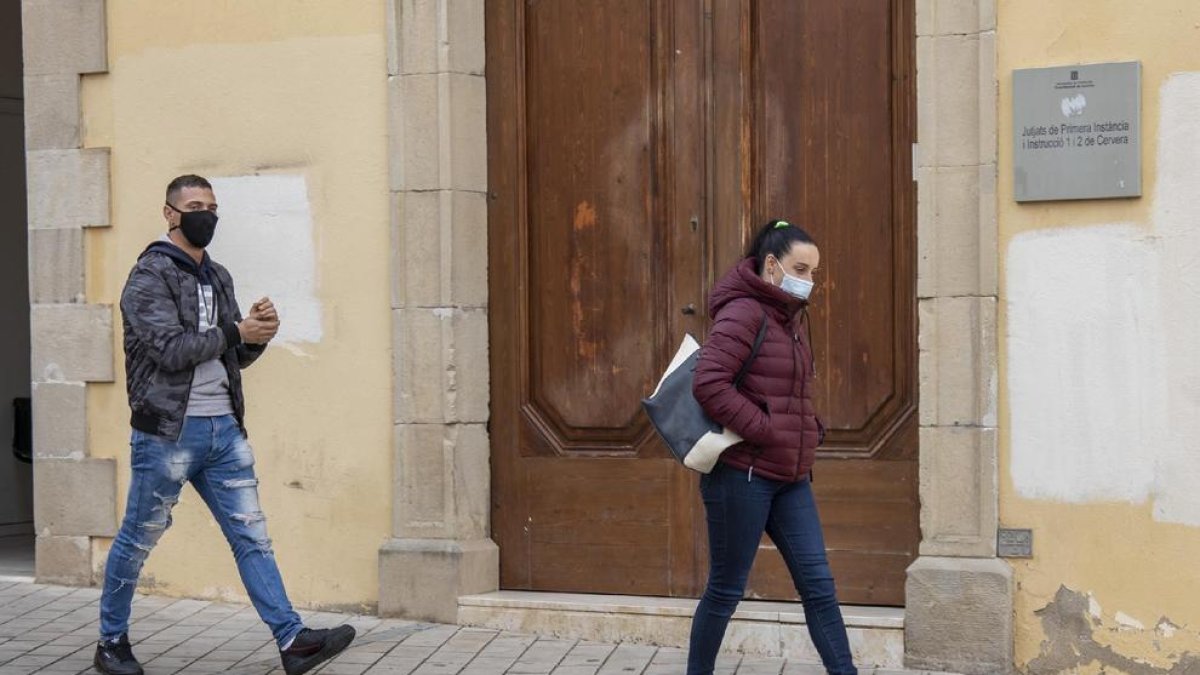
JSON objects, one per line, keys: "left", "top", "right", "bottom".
{"left": 280, "top": 625, "right": 357, "bottom": 675}
{"left": 93, "top": 633, "right": 143, "bottom": 675}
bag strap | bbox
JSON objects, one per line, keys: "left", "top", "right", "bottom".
{"left": 733, "top": 309, "right": 769, "bottom": 387}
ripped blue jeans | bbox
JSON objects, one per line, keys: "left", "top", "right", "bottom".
{"left": 100, "top": 415, "right": 304, "bottom": 648}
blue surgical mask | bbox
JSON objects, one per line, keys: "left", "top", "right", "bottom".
{"left": 780, "top": 270, "right": 813, "bottom": 301}
{"left": 769, "top": 257, "right": 814, "bottom": 300}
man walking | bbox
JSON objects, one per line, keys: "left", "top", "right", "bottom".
{"left": 94, "top": 175, "right": 355, "bottom": 675}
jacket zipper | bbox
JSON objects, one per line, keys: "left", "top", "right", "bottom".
{"left": 748, "top": 443, "right": 766, "bottom": 482}
{"left": 793, "top": 313, "right": 811, "bottom": 482}
{"left": 790, "top": 330, "right": 799, "bottom": 415}
{"left": 749, "top": 314, "right": 809, "bottom": 482}
{"left": 176, "top": 280, "right": 200, "bottom": 442}
{"left": 177, "top": 370, "right": 196, "bottom": 441}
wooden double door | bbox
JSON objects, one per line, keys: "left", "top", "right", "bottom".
{"left": 487, "top": 0, "right": 917, "bottom": 605}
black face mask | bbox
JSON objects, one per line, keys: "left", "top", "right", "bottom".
{"left": 166, "top": 203, "right": 219, "bottom": 248}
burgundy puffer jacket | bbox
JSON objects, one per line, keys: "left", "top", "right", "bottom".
{"left": 693, "top": 257, "right": 822, "bottom": 482}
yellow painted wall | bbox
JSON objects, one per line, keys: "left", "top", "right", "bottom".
{"left": 82, "top": 1, "right": 391, "bottom": 611}
{"left": 999, "top": 1, "right": 1200, "bottom": 671}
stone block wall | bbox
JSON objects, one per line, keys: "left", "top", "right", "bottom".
{"left": 378, "top": 0, "right": 498, "bottom": 623}
{"left": 908, "top": 0, "right": 1013, "bottom": 672}
{"left": 21, "top": 0, "right": 116, "bottom": 586}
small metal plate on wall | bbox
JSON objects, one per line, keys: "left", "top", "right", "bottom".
{"left": 1012, "top": 61, "right": 1141, "bottom": 202}
{"left": 998, "top": 528, "right": 1033, "bottom": 558}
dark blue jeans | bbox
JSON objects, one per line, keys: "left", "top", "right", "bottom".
{"left": 100, "top": 416, "right": 304, "bottom": 648}
{"left": 687, "top": 463, "right": 856, "bottom": 674}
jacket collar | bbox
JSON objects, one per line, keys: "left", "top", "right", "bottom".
{"left": 140, "top": 238, "right": 216, "bottom": 284}
{"left": 709, "top": 257, "right": 807, "bottom": 326}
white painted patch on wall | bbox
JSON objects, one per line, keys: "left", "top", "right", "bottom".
{"left": 1146, "top": 72, "right": 1200, "bottom": 527}
{"left": 207, "top": 175, "right": 322, "bottom": 347}
{"left": 1007, "top": 72, "right": 1200, "bottom": 526}
{"left": 1115, "top": 611, "right": 1145, "bottom": 631}
{"left": 1007, "top": 224, "right": 1166, "bottom": 504}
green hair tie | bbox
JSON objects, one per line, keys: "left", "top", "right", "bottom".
{"left": 774, "top": 220, "right": 791, "bottom": 229}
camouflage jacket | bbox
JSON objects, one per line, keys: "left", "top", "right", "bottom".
{"left": 120, "top": 241, "right": 266, "bottom": 440}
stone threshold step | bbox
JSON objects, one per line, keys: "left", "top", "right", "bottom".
{"left": 459, "top": 591, "right": 904, "bottom": 627}
{"left": 459, "top": 591, "right": 906, "bottom": 668}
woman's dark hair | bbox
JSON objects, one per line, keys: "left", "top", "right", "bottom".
{"left": 746, "top": 219, "right": 816, "bottom": 274}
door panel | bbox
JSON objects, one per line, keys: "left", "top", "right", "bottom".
{"left": 489, "top": 0, "right": 708, "bottom": 596}
{"left": 754, "top": 0, "right": 913, "bottom": 455}
{"left": 734, "top": 0, "right": 919, "bottom": 605}
{"left": 524, "top": 0, "right": 659, "bottom": 439}
{"left": 489, "top": 0, "right": 916, "bottom": 605}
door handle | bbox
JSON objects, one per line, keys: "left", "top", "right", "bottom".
{"left": 681, "top": 304, "right": 697, "bottom": 316}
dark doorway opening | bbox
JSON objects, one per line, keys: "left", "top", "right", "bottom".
{"left": 0, "top": 0, "right": 35, "bottom": 578}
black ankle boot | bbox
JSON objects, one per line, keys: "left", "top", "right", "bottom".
{"left": 93, "top": 634, "right": 143, "bottom": 675}
{"left": 280, "top": 625, "right": 357, "bottom": 675}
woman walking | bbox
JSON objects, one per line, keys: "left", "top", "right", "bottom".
{"left": 688, "top": 219, "right": 856, "bottom": 675}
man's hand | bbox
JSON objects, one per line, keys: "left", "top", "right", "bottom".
{"left": 241, "top": 297, "right": 280, "bottom": 345}
{"left": 250, "top": 297, "right": 279, "bottom": 323}
{"left": 238, "top": 317, "right": 278, "bottom": 345}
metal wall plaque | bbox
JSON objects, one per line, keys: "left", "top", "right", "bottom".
{"left": 1013, "top": 61, "right": 1141, "bottom": 202}
{"left": 997, "top": 528, "right": 1033, "bottom": 558}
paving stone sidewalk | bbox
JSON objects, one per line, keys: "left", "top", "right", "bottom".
{"left": 0, "top": 579, "right": 948, "bottom": 675}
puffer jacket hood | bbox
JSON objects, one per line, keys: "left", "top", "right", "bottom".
{"left": 140, "top": 239, "right": 216, "bottom": 283}
{"left": 708, "top": 256, "right": 806, "bottom": 325}
{"left": 693, "top": 257, "right": 823, "bottom": 482}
